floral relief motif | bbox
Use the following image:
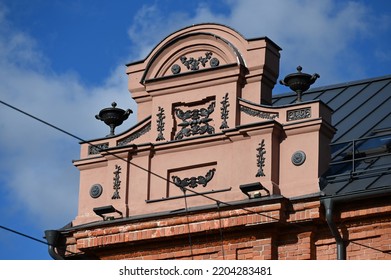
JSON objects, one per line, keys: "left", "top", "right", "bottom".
{"left": 112, "top": 165, "right": 122, "bottom": 199}
{"left": 156, "top": 106, "right": 166, "bottom": 141}
{"left": 220, "top": 93, "right": 230, "bottom": 129}
{"left": 174, "top": 102, "right": 215, "bottom": 140}
{"left": 180, "top": 51, "right": 213, "bottom": 71}
{"left": 256, "top": 139, "right": 266, "bottom": 177}
{"left": 172, "top": 168, "right": 216, "bottom": 190}
{"left": 240, "top": 106, "right": 279, "bottom": 120}
{"left": 117, "top": 124, "right": 151, "bottom": 146}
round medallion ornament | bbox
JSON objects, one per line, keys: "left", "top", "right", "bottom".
{"left": 291, "top": 150, "right": 306, "bottom": 166}
{"left": 171, "top": 64, "right": 181, "bottom": 74}
{"left": 90, "top": 184, "right": 103, "bottom": 198}
{"left": 210, "top": 57, "right": 220, "bottom": 68}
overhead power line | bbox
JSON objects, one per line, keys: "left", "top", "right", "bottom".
{"left": 0, "top": 225, "right": 48, "bottom": 246}
{"left": 0, "top": 100, "right": 85, "bottom": 142}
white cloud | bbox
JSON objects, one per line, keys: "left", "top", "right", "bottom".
{"left": 127, "top": 0, "right": 385, "bottom": 92}
{"left": 0, "top": 6, "right": 136, "bottom": 229}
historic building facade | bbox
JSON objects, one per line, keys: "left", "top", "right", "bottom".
{"left": 45, "top": 24, "right": 391, "bottom": 260}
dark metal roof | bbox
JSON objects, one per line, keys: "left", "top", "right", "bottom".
{"left": 272, "top": 74, "right": 391, "bottom": 197}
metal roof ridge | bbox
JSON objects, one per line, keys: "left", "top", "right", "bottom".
{"left": 239, "top": 96, "right": 333, "bottom": 111}
{"left": 273, "top": 73, "right": 391, "bottom": 98}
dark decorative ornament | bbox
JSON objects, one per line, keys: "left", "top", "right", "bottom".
{"left": 240, "top": 106, "right": 279, "bottom": 120}
{"left": 90, "top": 184, "right": 103, "bottom": 199}
{"left": 95, "top": 102, "right": 132, "bottom": 137}
{"left": 210, "top": 57, "right": 220, "bottom": 68}
{"left": 180, "top": 51, "right": 213, "bottom": 71}
{"left": 156, "top": 106, "right": 166, "bottom": 141}
{"left": 292, "top": 150, "right": 306, "bottom": 166}
{"left": 220, "top": 93, "right": 230, "bottom": 129}
{"left": 279, "top": 66, "right": 320, "bottom": 102}
{"left": 117, "top": 124, "right": 151, "bottom": 146}
{"left": 287, "top": 107, "right": 311, "bottom": 121}
{"left": 174, "top": 102, "right": 216, "bottom": 140}
{"left": 112, "top": 165, "right": 122, "bottom": 199}
{"left": 171, "top": 64, "right": 181, "bottom": 74}
{"left": 88, "top": 143, "right": 109, "bottom": 155}
{"left": 256, "top": 139, "right": 266, "bottom": 177}
{"left": 172, "top": 168, "right": 216, "bottom": 190}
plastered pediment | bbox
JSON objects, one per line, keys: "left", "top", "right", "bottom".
{"left": 127, "top": 24, "right": 281, "bottom": 122}
{"left": 142, "top": 32, "right": 244, "bottom": 82}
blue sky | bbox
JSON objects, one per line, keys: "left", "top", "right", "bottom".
{"left": 0, "top": 0, "right": 390, "bottom": 260}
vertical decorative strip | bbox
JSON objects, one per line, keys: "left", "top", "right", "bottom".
{"left": 220, "top": 93, "right": 229, "bottom": 129}
{"left": 156, "top": 106, "right": 166, "bottom": 141}
{"left": 256, "top": 139, "right": 266, "bottom": 177}
{"left": 112, "top": 165, "right": 122, "bottom": 199}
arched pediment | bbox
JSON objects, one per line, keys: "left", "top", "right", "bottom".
{"left": 141, "top": 32, "right": 245, "bottom": 83}
{"left": 127, "top": 23, "right": 281, "bottom": 121}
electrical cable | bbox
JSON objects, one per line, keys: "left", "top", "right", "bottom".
{"left": 0, "top": 100, "right": 85, "bottom": 143}
{"left": 0, "top": 225, "right": 75, "bottom": 256}
{"left": 0, "top": 225, "right": 48, "bottom": 246}
{"left": 216, "top": 201, "right": 225, "bottom": 260}
{"left": 181, "top": 189, "right": 194, "bottom": 259}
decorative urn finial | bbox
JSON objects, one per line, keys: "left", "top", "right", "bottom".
{"left": 95, "top": 102, "right": 132, "bottom": 137}
{"left": 280, "top": 66, "right": 320, "bottom": 102}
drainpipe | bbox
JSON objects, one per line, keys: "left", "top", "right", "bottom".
{"left": 322, "top": 198, "right": 346, "bottom": 260}
{"left": 44, "top": 230, "right": 64, "bottom": 260}
{"left": 321, "top": 186, "right": 391, "bottom": 260}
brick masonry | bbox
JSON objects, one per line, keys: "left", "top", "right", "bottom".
{"left": 60, "top": 197, "right": 391, "bottom": 260}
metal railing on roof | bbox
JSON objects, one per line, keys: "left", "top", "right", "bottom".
{"left": 325, "top": 131, "right": 391, "bottom": 183}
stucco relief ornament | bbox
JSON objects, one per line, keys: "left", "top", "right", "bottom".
{"left": 174, "top": 102, "right": 216, "bottom": 140}
{"left": 292, "top": 150, "right": 306, "bottom": 166}
{"left": 171, "top": 64, "right": 181, "bottom": 74}
{"left": 89, "top": 184, "right": 103, "bottom": 199}
{"left": 287, "top": 107, "right": 311, "bottom": 121}
{"left": 88, "top": 142, "right": 109, "bottom": 155}
{"left": 172, "top": 168, "right": 216, "bottom": 191}
{"left": 240, "top": 106, "right": 279, "bottom": 120}
{"left": 180, "top": 51, "right": 213, "bottom": 71}
{"left": 117, "top": 123, "right": 151, "bottom": 146}
{"left": 156, "top": 106, "right": 166, "bottom": 141}
{"left": 112, "top": 165, "right": 122, "bottom": 199}
{"left": 210, "top": 57, "right": 220, "bottom": 68}
{"left": 220, "top": 93, "right": 230, "bottom": 129}
{"left": 256, "top": 139, "right": 266, "bottom": 177}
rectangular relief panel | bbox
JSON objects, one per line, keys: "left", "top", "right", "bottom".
{"left": 167, "top": 162, "right": 218, "bottom": 198}
{"left": 287, "top": 107, "right": 311, "bottom": 121}
{"left": 171, "top": 96, "right": 216, "bottom": 140}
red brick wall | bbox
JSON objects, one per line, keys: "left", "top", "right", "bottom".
{"left": 278, "top": 231, "right": 314, "bottom": 260}
{"left": 62, "top": 198, "right": 391, "bottom": 260}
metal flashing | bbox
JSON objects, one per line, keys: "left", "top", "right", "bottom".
{"left": 59, "top": 194, "right": 285, "bottom": 233}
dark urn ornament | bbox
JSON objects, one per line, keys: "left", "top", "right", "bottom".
{"left": 280, "top": 66, "right": 320, "bottom": 102}
{"left": 95, "top": 102, "right": 132, "bottom": 137}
